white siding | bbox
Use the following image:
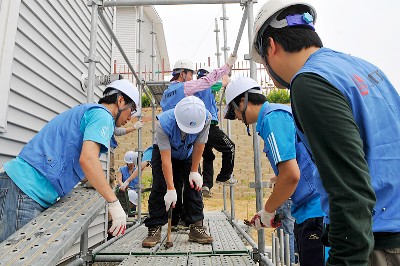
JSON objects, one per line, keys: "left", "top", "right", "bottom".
{"left": 113, "top": 6, "right": 168, "bottom": 82}
{"left": 0, "top": 0, "right": 114, "bottom": 164}
{"left": 0, "top": 0, "right": 115, "bottom": 261}
{"left": 113, "top": 7, "right": 137, "bottom": 81}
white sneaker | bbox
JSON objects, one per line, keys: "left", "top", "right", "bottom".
{"left": 202, "top": 186, "right": 211, "bottom": 198}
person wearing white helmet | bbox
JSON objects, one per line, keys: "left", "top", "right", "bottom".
{"left": 161, "top": 56, "right": 237, "bottom": 199}
{"left": 116, "top": 151, "right": 140, "bottom": 210}
{"left": 251, "top": 1, "right": 400, "bottom": 265}
{"left": 193, "top": 67, "right": 235, "bottom": 197}
{"left": 142, "top": 96, "right": 213, "bottom": 247}
{"left": 225, "top": 76, "right": 325, "bottom": 265}
{"left": 0, "top": 78, "right": 140, "bottom": 242}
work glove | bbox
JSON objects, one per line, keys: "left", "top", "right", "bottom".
{"left": 108, "top": 200, "right": 127, "bottom": 237}
{"left": 133, "top": 120, "right": 144, "bottom": 130}
{"left": 226, "top": 54, "right": 238, "bottom": 68}
{"left": 164, "top": 189, "right": 177, "bottom": 211}
{"left": 250, "top": 209, "right": 281, "bottom": 230}
{"left": 189, "top": 172, "right": 203, "bottom": 191}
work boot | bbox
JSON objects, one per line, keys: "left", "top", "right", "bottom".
{"left": 142, "top": 225, "right": 162, "bottom": 248}
{"left": 202, "top": 186, "right": 211, "bottom": 198}
{"left": 188, "top": 221, "right": 213, "bottom": 244}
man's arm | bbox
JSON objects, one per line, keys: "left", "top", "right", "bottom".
{"left": 116, "top": 171, "right": 124, "bottom": 187}
{"left": 264, "top": 159, "right": 300, "bottom": 213}
{"left": 125, "top": 161, "right": 150, "bottom": 183}
{"left": 160, "top": 149, "right": 174, "bottom": 190}
{"left": 80, "top": 140, "right": 117, "bottom": 203}
{"left": 191, "top": 143, "right": 205, "bottom": 172}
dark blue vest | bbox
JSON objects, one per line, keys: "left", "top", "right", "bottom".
{"left": 259, "top": 102, "right": 321, "bottom": 212}
{"left": 294, "top": 47, "right": 400, "bottom": 231}
{"left": 157, "top": 110, "right": 199, "bottom": 160}
{"left": 19, "top": 104, "right": 113, "bottom": 197}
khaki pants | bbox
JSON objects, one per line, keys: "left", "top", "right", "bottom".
{"left": 369, "top": 248, "right": 400, "bottom": 266}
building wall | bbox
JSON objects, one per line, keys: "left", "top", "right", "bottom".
{"left": 113, "top": 7, "right": 166, "bottom": 82}
{"left": 0, "top": 0, "right": 115, "bottom": 261}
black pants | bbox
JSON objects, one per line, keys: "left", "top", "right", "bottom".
{"left": 294, "top": 217, "right": 325, "bottom": 266}
{"left": 144, "top": 145, "right": 204, "bottom": 228}
{"left": 202, "top": 124, "right": 235, "bottom": 189}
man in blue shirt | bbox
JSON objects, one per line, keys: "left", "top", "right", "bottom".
{"left": 0, "top": 79, "right": 139, "bottom": 242}
{"left": 224, "top": 77, "right": 325, "bottom": 266}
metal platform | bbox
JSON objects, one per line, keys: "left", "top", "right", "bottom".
{"left": 0, "top": 187, "right": 105, "bottom": 266}
{"left": 144, "top": 81, "right": 170, "bottom": 105}
{"left": 94, "top": 211, "right": 256, "bottom": 265}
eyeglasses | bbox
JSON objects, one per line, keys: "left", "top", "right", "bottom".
{"left": 121, "top": 102, "right": 137, "bottom": 116}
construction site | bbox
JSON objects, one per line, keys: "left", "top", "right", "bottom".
{"left": 1, "top": 0, "right": 397, "bottom": 265}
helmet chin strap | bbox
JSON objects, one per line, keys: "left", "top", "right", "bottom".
{"left": 262, "top": 55, "right": 290, "bottom": 88}
{"left": 232, "top": 92, "right": 251, "bottom": 136}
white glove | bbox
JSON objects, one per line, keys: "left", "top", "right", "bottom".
{"left": 164, "top": 189, "right": 177, "bottom": 211}
{"left": 226, "top": 54, "right": 238, "bottom": 68}
{"left": 250, "top": 209, "right": 277, "bottom": 230}
{"left": 133, "top": 121, "right": 144, "bottom": 130}
{"left": 108, "top": 200, "right": 127, "bottom": 236}
{"left": 189, "top": 172, "right": 203, "bottom": 191}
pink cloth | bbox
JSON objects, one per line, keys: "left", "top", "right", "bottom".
{"left": 180, "top": 64, "right": 230, "bottom": 96}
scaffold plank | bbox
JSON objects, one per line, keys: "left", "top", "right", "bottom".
{"left": 98, "top": 225, "right": 168, "bottom": 255}
{"left": 209, "top": 220, "right": 248, "bottom": 254}
{"left": 188, "top": 254, "right": 256, "bottom": 266}
{"left": 119, "top": 255, "right": 187, "bottom": 266}
{"left": 0, "top": 187, "right": 105, "bottom": 266}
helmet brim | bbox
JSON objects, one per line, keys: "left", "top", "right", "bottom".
{"left": 176, "top": 119, "right": 205, "bottom": 134}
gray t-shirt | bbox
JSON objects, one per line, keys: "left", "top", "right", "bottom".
{"left": 154, "top": 113, "right": 211, "bottom": 151}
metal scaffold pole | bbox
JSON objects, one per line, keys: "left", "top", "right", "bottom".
{"left": 136, "top": 5, "right": 144, "bottom": 222}
{"left": 246, "top": 0, "right": 266, "bottom": 258}
{"left": 86, "top": 1, "right": 99, "bottom": 103}
{"left": 214, "top": 18, "right": 221, "bottom": 68}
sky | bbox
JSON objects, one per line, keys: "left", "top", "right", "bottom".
{"left": 155, "top": 0, "right": 400, "bottom": 92}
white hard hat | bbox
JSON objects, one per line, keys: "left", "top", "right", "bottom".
{"left": 173, "top": 59, "right": 194, "bottom": 72}
{"left": 225, "top": 77, "right": 262, "bottom": 105}
{"left": 124, "top": 151, "right": 138, "bottom": 165}
{"left": 174, "top": 96, "right": 207, "bottom": 134}
{"left": 106, "top": 79, "right": 140, "bottom": 107}
{"left": 251, "top": 0, "right": 317, "bottom": 64}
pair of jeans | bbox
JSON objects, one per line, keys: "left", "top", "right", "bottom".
{"left": 276, "top": 199, "right": 295, "bottom": 263}
{"left": 0, "top": 171, "right": 45, "bottom": 242}
{"left": 202, "top": 125, "right": 235, "bottom": 189}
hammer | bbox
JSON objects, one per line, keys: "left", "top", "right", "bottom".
{"left": 164, "top": 205, "right": 173, "bottom": 249}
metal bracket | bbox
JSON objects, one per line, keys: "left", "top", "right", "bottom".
{"left": 220, "top": 17, "right": 230, "bottom": 21}
{"left": 84, "top": 55, "right": 100, "bottom": 63}
{"left": 221, "top": 47, "right": 230, "bottom": 51}
{"left": 249, "top": 181, "right": 270, "bottom": 189}
{"left": 136, "top": 49, "right": 144, "bottom": 53}
{"left": 252, "top": 248, "right": 261, "bottom": 262}
{"left": 87, "top": 0, "right": 102, "bottom": 6}
{"left": 244, "top": 54, "right": 251, "bottom": 60}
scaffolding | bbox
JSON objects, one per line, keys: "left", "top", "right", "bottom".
{"left": 81, "top": 0, "right": 283, "bottom": 265}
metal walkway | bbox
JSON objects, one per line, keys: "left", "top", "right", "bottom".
{"left": 93, "top": 211, "right": 256, "bottom": 265}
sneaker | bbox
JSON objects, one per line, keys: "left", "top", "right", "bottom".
{"left": 142, "top": 225, "right": 162, "bottom": 248}
{"left": 202, "top": 186, "right": 211, "bottom": 198}
{"left": 188, "top": 224, "right": 213, "bottom": 244}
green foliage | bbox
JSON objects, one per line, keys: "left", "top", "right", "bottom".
{"left": 142, "top": 95, "right": 151, "bottom": 108}
{"left": 266, "top": 89, "right": 291, "bottom": 104}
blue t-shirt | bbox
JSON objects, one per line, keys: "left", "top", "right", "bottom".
{"left": 256, "top": 103, "right": 324, "bottom": 222}
{"left": 4, "top": 108, "right": 114, "bottom": 208}
{"left": 256, "top": 107, "right": 297, "bottom": 166}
